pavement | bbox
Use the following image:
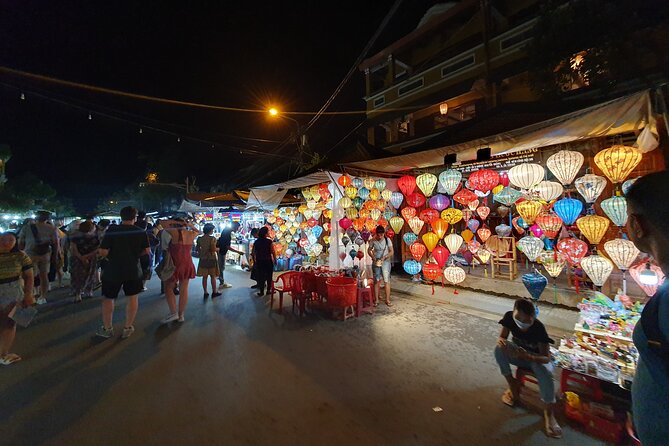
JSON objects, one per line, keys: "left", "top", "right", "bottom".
{"left": 0, "top": 266, "right": 607, "bottom": 446}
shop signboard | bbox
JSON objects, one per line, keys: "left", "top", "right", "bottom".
{"left": 452, "top": 148, "right": 541, "bottom": 174}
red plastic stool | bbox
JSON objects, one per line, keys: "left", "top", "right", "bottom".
{"left": 560, "top": 369, "right": 603, "bottom": 402}
{"left": 515, "top": 367, "right": 544, "bottom": 410}
{"left": 356, "top": 286, "right": 375, "bottom": 317}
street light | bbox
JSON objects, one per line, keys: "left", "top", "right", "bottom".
{"left": 267, "top": 107, "right": 305, "bottom": 150}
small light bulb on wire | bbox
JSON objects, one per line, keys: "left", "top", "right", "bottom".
{"left": 177, "top": 137, "right": 181, "bottom": 143}
{"left": 20, "top": 92, "right": 25, "bottom": 100}
{"left": 88, "top": 113, "right": 92, "bottom": 120}
{"left": 211, "top": 144, "right": 214, "bottom": 149}
{"left": 139, "top": 128, "right": 143, "bottom": 134}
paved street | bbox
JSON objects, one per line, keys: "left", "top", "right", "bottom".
{"left": 0, "top": 267, "right": 605, "bottom": 446}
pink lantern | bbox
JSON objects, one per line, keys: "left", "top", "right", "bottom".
{"left": 499, "top": 171, "right": 510, "bottom": 187}
{"left": 339, "top": 252, "right": 347, "bottom": 261}
{"left": 468, "top": 240, "right": 481, "bottom": 254}
{"left": 477, "top": 227, "right": 491, "bottom": 242}
{"left": 556, "top": 238, "right": 589, "bottom": 266}
{"left": 338, "top": 217, "right": 352, "bottom": 230}
{"left": 630, "top": 260, "right": 666, "bottom": 297}
{"left": 476, "top": 206, "right": 490, "bottom": 220}
{"left": 398, "top": 175, "right": 417, "bottom": 196}
{"left": 467, "top": 199, "right": 480, "bottom": 211}
{"left": 529, "top": 224, "right": 543, "bottom": 238}
{"left": 386, "top": 229, "right": 395, "bottom": 238}
{"left": 468, "top": 169, "right": 500, "bottom": 193}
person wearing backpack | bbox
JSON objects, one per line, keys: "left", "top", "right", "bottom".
{"left": 368, "top": 225, "right": 394, "bottom": 307}
{"left": 17, "top": 210, "right": 59, "bottom": 304}
{"left": 626, "top": 171, "right": 669, "bottom": 446}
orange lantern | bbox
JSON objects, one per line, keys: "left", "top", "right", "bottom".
{"left": 432, "top": 219, "right": 449, "bottom": 239}
{"left": 419, "top": 208, "right": 440, "bottom": 224}
{"left": 352, "top": 218, "right": 365, "bottom": 232}
{"left": 422, "top": 232, "right": 439, "bottom": 252}
{"left": 535, "top": 214, "right": 563, "bottom": 239}
{"left": 401, "top": 207, "right": 417, "bottom": 221}
{"left": 410, "top": 242, "right": 427, "bottom": 261}
{"left": 477, "top": 227, "right": 491, "bottom": 242}
{"left": 453, "top": 189, "right": 477, "bottom": 206}
{"left": 338, "top": 174, "right": 351, "bottom": 187}
{"left": 476, "top": 206, "right": 490, "bottom": 220}
{"left": 461, "top": 229, "right": 474, "bottom": 243}
{"left": 364, "top": 218, "right": 377, "bottom": 232}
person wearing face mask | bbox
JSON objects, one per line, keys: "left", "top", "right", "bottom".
{"left": 625, "top": 171, "right": 669, "bottom": 446}
{"left": 494, "top": 298, "right": 560, "bottom": 438}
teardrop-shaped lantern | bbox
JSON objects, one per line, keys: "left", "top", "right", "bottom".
{"left": 432, "top": 219, "right": 449, "bottom": 239}
{"left": 381, "top": 189, "right": 393, "bottom": 202}
{"left": 389, "top": 216, "right": 405, "bottom": 234}
{"left": 522, "top": 271, "right": 548, "bottom": 300}
{"left": 535, "top": 214, "right": 563, "bottom": 239}
{"left": 576, "top": 215, "right": 610, "bottom": 245}
{"left": 497, "top": 205, "right": 510, "bottom": 218}
{"left": 604, "top": 238, "right": 640, "bottom": 271}
{"left": 467, "top": 199, "right": 480, "bottom": 211}
{"left": 362, "top": 177, "right": 375, "bottom": 190}
{"left": 575, "top": 174, "right": 607, "bottom": 203}
{"left": 546, "top": 150, "right": 584, "bottom": 186}
{"left": 410, "top": 242, "right": 427, "bottom": 261}
{"left": 444, "top": 265, "right": 466, "bottom": 285}
{"left": 553, "top": 198, "right": 583, "bottom": 225}
{"left": 630, "top": 261, "right": 666, "bottom": 297}
{"left": 468, "top": 169, "right": 500, "bottom": 193}
{"left": 398, "top": 175, "right": 417, "bottom": 196}
{"left": 344, "top": 185, "right": 357, "bottom": 199}
{"left": 375, "top": 179, "right": 386, "bottom": 191}
{"left": 432, "top": 246, "right": 450, "bottom": 268}
{"left": 476, "top": 227, "right": 491, "bottom": 243}
{"left": 345, "top": 208, "right": 358, "bottom": 219}
{"left": 369, "top": 188, "right": 381, "bottom": 201}
{"left": 467, "top": 218, "right": 480, "bottom": 233}
{"left": 493, "top": 186, "right": 523, "bottom": 206}
{"left": 581, "top": 255, "right": 614, "bottom": 287}
{"left": 429, "top": 194, "right": 450, "bottom": 211}
{"left": 508, "top": 163, "right": 544, "bottom": 190}
{"left": 416, "top": 173, "right": 438, "bottom": 197}
{"left": 477, "top": 248, "right": 491, "bottom": 264}
{"left": 441, "top": 208, "right": 463, "bottom": 224}
{"left": 408, "top": 216, "right": 425, "bottom": 235}
{"left": 422, "top": 232, "right": 439, "bottom": 252}
{"left": 444, "top": 233, "right": 464, "bottom": 254}
{"left": 453, "top": 188, "right": 477, "bottom": 206}
{"left": 364, "top": 218, "right": 377, "bottom": 232}
{"left": 556, "top": 237, "right": 589, "bottom": 266}
{"left": 516, "top": 200, "right": 543, "bottom": 224}
{"left": 351, "top": 177, "right": 363, "bottom": 188}
{"left": 533, "top": 181, "right": 564, "bottom": 202}
{"left": 439, "top": 169, "right": 462, "bottom": 195}
{"left": 468, "top": 239, "right": 481, "bottom": 254}
{"left": 406, "top": 192, "right": 427, "bottom": 208}
{"left": 369, "top": 209, "right": 381, "bottom": 221}
{"left": 517, "top": 235, "right": 544, "bottom": 262}
{"left": 390, "top": 192, "right": 404, "bottom": 209}
{"left": 476, "top": 205, "right": 490, "bottom": 220}
{"left": 594, "top": 145, "right": 642, "bottom": 184}
{"left": 539, "top": 251, "right": 566, "bottom": 278}
{"left": 600, "top": 196, "right": 628, "bottom": 227}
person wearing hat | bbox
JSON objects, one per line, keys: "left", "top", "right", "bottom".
{"left": 17, "top": 210, "right": 60, "bottom": 304}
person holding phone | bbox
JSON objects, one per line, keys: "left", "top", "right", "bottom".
{"left": 368, "top": 225, "right": 394, "bottom": 307}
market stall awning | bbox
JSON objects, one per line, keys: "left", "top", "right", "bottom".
{"left": 245, "top": 171, "right": 341, "bottom": 211}
{"left": 344, "top": 90, "right": 657, "bottom": 173}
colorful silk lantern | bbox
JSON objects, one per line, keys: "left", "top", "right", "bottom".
{"left": 338, "top": 217, "right": 352, "bottom": 230}
{"left": 419, "top": 208, "right": 440, "bottom": 224}
{"left": 403, "top": 259, "right": 422, "bottom": 275}
{"left": 403, "top": 232, "right": 418, "bottom": 246}
{"left": 533, "top": 181, "right": 564, "bottom": 202}
{"left": 476, "top": 205, "right": 490, "bottom": 220}
{"left": 361, "top": 177, "right": 374, "bottom": 190}
{"left": 467, "top": 240, "right": 481, "bottom": 254}
{"left": 398, "top": 175, "right": 417, "bottom": 196}
{"left": 381, "top": 189, "right": 393, "bottom": 202}
{"left": 438, "top": 169, "right": 461, "bottom": 195}
{"left": 575, "top": 174, "right": 607, "bottom": 203}
{"left": 353, "top": 197, "right": 364, "bottom": 210}
{"left": 595, "top": 145, "right": 642, "bottom": 184}
{"left": 370, "top": 209, "right": 381, "bottom": 221}
{"left": 416, "top": 173, "right": 438, "bottom": 197}
{"left": 338, "top": 174, "right": 351, "bottom": 187}
{"left": 453, "top": 188, "right": 477, "bottom": 206}
{"left": 492, "top": 184, "right": 504, "bottom": 195}
{"left": 461, "top": 229, "right": 474, "bottom": 243}
{"left": 351, "top": 177, "right": 363, "bottom": 189}
{"left": 444, "top": 233, "right": 463, "bottom": 254}
{"left": 553, "top": 198, "right": 583, "bottom": 225}
{"left": 508, "top": 163, "right": 544, "bottom": 190}
{"left": 386, "top": 229, "right": 395, "bottom": 238}
{"left": 576, "top": 215, "right": 610, "bottom": 245}
{"left": 495, "top": 224, "right": 512, "bottom": 237}
{"left": 630, "top": 261, "right": 666, "bottom": 297}
{"left": 476, "top": 227, "right": 491, "bottom": 243}
{"left": 477, "top": 247, "right": 491, "bottom": 264}
{"left": 468, "top": 169, "right": 499, "bottom": 193}
{"left": 423, "top": 263, "right": 442, "bottom": 282}
{"left": 497, "top": 205, "right": 510, "bottom": 218}
{"left": 374, "top": 179, "right": 386, "bottom": 191}
{"left": 581, "top": 255, "right": 614, "bottom": 287}
{"left": 364, "top": 218, "right": 377, "bottom": 232}
{"left": 357, "top": 187, "right": 370, "bottom": 201}
{"left": 441, "top": 208, "right": 463, "bottom": 224}
{"left": 422, "top": 232, "right": 439, "bottom": 252}
{"left": 369, "top": 188, "right": 381, "bottom": 201}
{"left": 556, "top": 238, "right": 588, "bottom": 266}
{"left": 517, "top": 235, "right": 544, "bottom": 262}
{"left": 529, "top": 224, "right": 543, "bottom": 238}
{"left": 522, "top": 271, "right": 548, "bottom": 300}
{"left": 401, "top": 206, "right": 416, "bottom": 221}
{"left": 444, "top": 265, "right": 466, "bottom": 285}
{"left": 408, "top": 216, "right": 425, "bottom": 235}
{"left": 339, "top": 197, "right": 352, "bottom": 209}
{"left": 493, "top": 186, "right": 523, "bottom": 206}
{"left": 432, "top": 219, "right": 448, "bottom": 239}
{"left": 429, "top": 194, "right": 450, "bottom": 211}
{"left": 516, "top": 200, "right": 543, "bottom": 224}
{"left": 389, "top": 216, "right": 404, "bottom": 233}
{"left": 622, "top": 177, "right": 639, "bottom": 196}
{"left": 467, "top": 199, "right": 480, "bottom": 211}
{"left": 512, "top": 216, "right": 525, "bottom": 234}
{"left": 604, "top": 238, "right": 639, "bottom": 271}
{"left": 406, "top": 192, "right": 426, "bottom": 208}
{"left": 432, "top": 246, "right": 450, "bottom": 268}
{"left": 546, "top": 150, "right": 584, "bottom": 186}
{"left": 410, "top": 242, "right": 427, "bottom": 261}
{"left": 539, "top": 251, "right": 566, "bottom": 278}
{"left": 535, "top": 214, "right": 563, "bottom": 239}
{"left": 600, "top": 196, "right": 628, "bottom": 227}
{"left": 389, "top": 192, "right": 403, "bottom": 209}
{"left": 467, "top": 218, "right": 480, "bottom": 232}
{"left": 345, "top": 208, "right": 358, "bottom": 219}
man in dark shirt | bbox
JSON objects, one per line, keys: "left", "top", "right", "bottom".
{"left": 494, "top": 298, "right": 560, "bottom": 438}
{"left": 96, "top": 206, "right": 150, "bottom": 340}
{"left": 216, "top": 221, "right": 244, "bottom": 288}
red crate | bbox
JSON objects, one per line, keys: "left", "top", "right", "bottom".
{"left": 565, "top": 403, "right": 626, "bottom": 444}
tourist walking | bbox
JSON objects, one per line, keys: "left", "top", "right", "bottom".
{"left": 196, "top": 223, "right": 220, "bottom": 298}
{"left": 96, "top": 207, "right": 150, "bottom": 339}
{"left": 161, "top": 219, "right": 199, "bottom": 323}
{"left": 251, "top": 226, "right": 275, "bottom": 296}
{"left": 17, "top": 210, "right": 60, "bottom": 304}
{"left": 0, "top": 232, "right": 35, "bottom": 365}
{"left": 625, "top": 171, "right": 669, "bottom": 446}
{"left": 216, "top": 221, "right": 244, "bottom": 288}
{"left": 69, "top": 221, "right": 100, "bottom": 302}
{"left": 368, "top": 225, "right": 394, "bottom": 306}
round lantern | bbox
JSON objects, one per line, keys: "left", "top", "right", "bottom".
{"left": 539, "top": 251, "right": 566, "bottom": 278}
{"left": 337, "top": 174, "right": 351, "bottom": 187}
{"left": 406, "top": 192, "right": 426, "bottom": 208}
{"left": 517, "top": 235, "right": 544, "bottom": 262}
{"left": 338, "top": 217, "right": 352, "bottom": 230}
{"left": 398, "top": 175, "right": 417, "bottom": 196}
{"left": 476, "top": 227, "right": 491, "bottom": 243}
{"left": 389, "top": 216, "right": 404, "bottom": 233}
{"left": 546, "top": 150, "right": 584, "bottom": 186}
{"left": 419, "top": 208, "right": 439, "bottom": 224}
{"left": 522, "top": 271, "right": 548, "bottom": 300}
{"left": 575, "top": 174, "right": 607, "bottom": 203}
{"left": 362, "top": 177, "right": 375, "bottom": 190}
{"left": 594, "top": 145, "right": 642, "bottom": 184}
{"left": 441, "top": 208, "right": 463, "bottom": 224}
{"left": 444, "top": 265, "right": 466, "bottom": 285}
{"left": 345, "top": 208, "right": 358, "bottom": 220}
{"left": 408, "top": 216, "right": 425, "bottom": 235}
{"left": 581, "top": 255, "right": 614, "bottom": 287}
{"left": 381, "top": 189, "right": 393, "bottom": 202}
{"left": 390, "top": 192, "right": 404, "bottom": 209}
{"left": 533, "top": 181, "right": 563, "bottom": 202}
{"left": 422, "top": 232, "right": 439, "bottom": 252}
{"left": 432, "top": 219, "right": 449, "bottom": 239}
{"left": 493, "top": 186, "right": 523, "bottom": 206}
{"left": 423, "top": 263, "right": 442, "bottom": 282}
{"left": 535, "top": 214, "right": 563, "bottom": 239}
{"left": 476, "top": 205, "right": 490, "bottom": 220}
{"left": 497, "top": 205, "right": 510, "bottom": 218}
{"left": 429, "top": 194, "right": 450, "bottom": 211}
{"left": 467, "top": 218, "right": 480, "bottom": 233}
{"left": 351, "top": 177, "right": 363, "bottom": 189}
{"left": 401, "top": 207, "right": 417, "bottom": 221}
{"left": 432, "top": 245, "right": 450, "bottom": 268}
{"left": 353, "top": 197, "right": 364, "bottom": 210}
{"left": 403, "top": 259, "right": 422, "bottom": 275}
{"left": 600, "top": 196, "right": 628, "bottom": 227}
{"left": 604, "top": 238, "right": 640, "bottom": 271}
{"left": 403, "top": 232, "right": 418, "bottom": 246}
{"left": 516, "top": 200, "right": 543, "bottom": 224}
{"left": 416, "top": 173, "right": 438, "bottom": 197}
{"left": 453, "top": 189, "right": 478, "bottom": 206}
{"left": 630, "top": 261, "right": 666, "bottom": 297}
{"left": 468, "top": 169, "right": 500, "bottom": 193}
{"left": 444, "top": 233, "right": 464, "bottom": 254}
{"left": 461, "top": 229, "right": 474, "bottom": 243}
{"left": 508, "top": 163, "right": 544, "bottom": 190}
{"left": 556, "top": 237, "right": 588, "bottom": 266}
{"left": 495, "top": 224, "right": 512, "bottom": 237}
{"left": 339, "top": 197, "right": 353, "bottom": 209}
{"left": 553, "top": 198, "right": 583, "bottom": 225}
{"left": 576, "top": 215, "right": 610, "bottom": 245}
{"left": 410, "top": 242, "right": 427, "bottom": 261}
{"left": 438, "top": 169, "right": 462, "bottom": 195}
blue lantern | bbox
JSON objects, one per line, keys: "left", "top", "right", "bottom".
{"left": 521, "top": 271, "right": 548, "bottom": 300}
{"left": 467, "top": 219, "right": 480, "bottom": 232}
{"left": 353, "top": 197, "right": 364, "bottom": 209}
{"left": 553, "top": 198, "right": 583, "bottom": 225}
{"left": 439, "top": 169, "right": 462, "bottom": 195}
{"left": 543, "top": 238, "right": 553, "bottom": 250}
{"left": 383, "top": 210, "right": 395, "bottom": 220}
{"left": 622, "top": 177, "right": 639, "bottom": 196}
{"left": 352, "top": 177, "right": 363, "bottom": 189}
{"left": 312, "top": 225, "right": 323, "bottom": 239}
{"left": 403, "top": 232, "right": 418, "bottom": 245}
{"left": 390, "top": 192, "right": 404, "bottom": 209}
{"left": 495, "top": 224, "right": 512, "bottom": 237}
{"left": 358, "top": 187, "right": 370, "bottom": 200}
{"left": 517, "top": 217, "right": 529, "bottom": 229}
{"left": 403, "top": 259, "right": 422, "bottom": 275}
{"left": 600, "top": 196, "right": 627, "bottom": 227}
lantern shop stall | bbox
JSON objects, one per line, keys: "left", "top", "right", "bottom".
{"left": 342, "top": 90, "right": 666, "bottom": 310}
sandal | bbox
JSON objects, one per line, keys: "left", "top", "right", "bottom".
{"left": 0, "top": 353, "right": 22, "bottom": 365}
{"left": 501, "top": 389, "right": 515, "bottom": 407}
{"left": 544, "top": 417, "right": 563, "bottom": 439}
{"left": 385, "top": 301, "right": 393, "bottom": 307}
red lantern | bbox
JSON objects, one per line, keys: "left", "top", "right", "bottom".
{"left": 410, "top": 242, "right": 427, "bottom": 261}
{"left": 556, "top": 237, "right": 588, "bottom": 266}
{"left": 468, "top": 169, "right": 500, "bottom": 193}
{"left": 453, "top": 188, "right": 477, "bottom": 206}
{"left": 318, "top": 183, "right": 330, "bottom": 201}
{"left": 477, "top": 227, "right": 491, "bottom": 242}
{"left": 432, "top": 246, "right": 450, "bottom": 268}
{"left": 419, "top": 208, "right": 439, "bottom": 224}
{"left": 536, "top": 214, "right": 562, "bottom": 239}
{"left": 378, "top": 217, "right": 388, "bottom": 228}
{"left": 401, "top": 207, "right": 417, "bottom": 221}
{"left": 338, "top": 175, "right": 351, "bottom": 187}
{"left": 307, "top": 217, "right": 318, "bottom": 228}
{"left": 338, "top": 217, "right": 352, "bottom": 230}
{"left": 356, "top": 250, "right": 364, "bottom": 260}
{"left": 406, "top": 192, "right": 426, "bottom": 208}
{"left": 339, "top": 252, "right": 347, "bottom": 261}
{"left": 398, "top": 175, "right": 417, "bottom": 196}
{"left": 499, "top": 171, "right": 510, "bottom": 187}
{"left": 298, "top": 238, "right": 309, "bottom": 248}
{"left": 422, "top": 263, "right": 441, "bottom": 281}
{"left": 386, "top": 229, "right": 395, "bottom": 238}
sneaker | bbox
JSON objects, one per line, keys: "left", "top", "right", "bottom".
{"left": 121, "top": 326, "right": 135, "bottom": 339}
{"left": 96, "top": 326, "right": 114, "bottom": 338}
{"left": 36, "top": 297, "right": 47, "bottom": 305}
{"left": 221, "top": 283, "right": 232, "bottom": 289}
{"left": 161, "top": 313, "right": 178, "bottom": 324}
{"left": 177, "top": 314, "right": 185, "bottom": 323}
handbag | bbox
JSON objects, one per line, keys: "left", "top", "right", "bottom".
{"left": 155, "top": 251, "right": 176, "bottom": 281}
{"left": 374, "top": 237, "right": 390, "bottom": 267}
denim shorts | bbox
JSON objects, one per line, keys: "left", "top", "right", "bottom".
{"left": 372, "top": 261, "right": 391, "bottom": 283}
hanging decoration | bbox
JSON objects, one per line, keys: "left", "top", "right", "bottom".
{"left": 575, "top": 174, "right": 607, "bottom": 203}
{"left": 403, "top": 259, "right": 422, "bottom": 275}
{"left": 468, "top": 169, "right": 500, "bottom": 193}
{"left": 516, "top": 200, "right": 543, "bottom": 224}
{"left": 422, "top": 232, "right": 440, "bottom": 252}
{"left": 495, "top": 224, "right": 512, "bottom": 238}
{"left": 403, "top": 232, "right": 418, "bottom": 246}
{"left": 476, "top": 205, "right": 490, "bottom": 220}
{"left": 390, "top": 192, "right": 404, "bottom": 209}
{"left": 439, "top": 169, "right": 462, "bottom": 195}
{"left": 467, "top": 199, "right": 480, "bottom": 211}
{"left": 375, "top": 179, "right": 387, "bottom": 191}
{"left": 497, "top": 205, "right": 510, "bottom": 218}
{"left": 432, "top": 246, "right": 450, "bottom": 268}
{"left": 493, "top": 186, "right": 523, "bottom": 206}
{"left": 533, "top": 181, "right": 564, "bottom": 202}
{"left": 429, "top": 194, "right": 450, "bottom": 211}
{"left": 416, "top": 173, "right": 438, "bottom": 197}
{"left": 546, "top": 150, "right": 584, "bottom": 186}
{"left": 581, "top": 255, "right": 614, "bottom": 287}
{"left": 535, "top": 214, "right": 563, "bottom": 239}
{"left": 408, "top": 216, "right": 425, "bottom": 235}
{"left": 369, "top": 188, "right": 380, "bottom": 201}
{"left": 422, "top": 263, "right": 443, "bottom": 294}
{"left": 406, "top": 192, "right": 427, "bottom": 208}
{"left": 432, "top": 219, "right": 449, "bottom": 239}
{"left": 622, "top": 177, "right": 640, "bottom": 195}
{"left": 576, "top": 215, "right": 610, "bottom": 245}
{"left": 352, "top": 177, "right": 363, "bottom": 188}
{"left": 410, "top": 242, "right": 427, "bottom": 261}
{"left": 398, "top": 175, "right": 417, "bottom": 196}
{"left": 389, "top": 216, "right": 405, "bottom": 234}
{"left": 467, "top": 240, "right": 481, "bottom": 254}
{"left": 604, "top": 239, "right": 640, "bottom": 271}
{"left": 381, "top": 189, "right": 393, "bottom": 202}
{"left": 461, "top": 229, "right": 474, "bottom": 243}
{"left": 476, "top": 227, "right": 491, "bottom": 243}
{"left": 419, "top": 208, "right": 440, "bottom": 224}
{"left": 522, "top": 270, "right": 548, "bottom": 300}
{"left": 467, "top": 218, "right": 480, "bottom": 233}
{"left": 630, "top": 261, "right": 666, "bottom": 297}
{"left": 358, "top": 187, "right": 370, "bottom": 201}
{"left": 444, "top": 233, "right": 464, "bottom": 254}
{"left": 339, "top": 197, "right": 353, "bottom": 209}
{"left": 517, "top": 235, "right": 544, "bottom": 262}
{"left": 594, "top": 145, "right": 642, "bottom": 184}
{"left": 453, "top": 189, "right": 478, "bottom": 206}
{"left": 556, "top": 238, "right": 589, "bottom": 266}
{"left": 477, "top": 247, "right": 491, "bottom": 264}
{"left": 508, "top": 163, "right": 544, "bottom": 190}
{"left": 539, "top": 251, "right": 566, "bottom": 278}
{"left": 338, "top": 174, "right": 351, "bottom": 187}
{"left": 600, "top": 196, "right": 628, "bottom": 227}
{"left": 444, "top": 265, "right": 466, "bottom": 285}
{"left": 362, "top": 177, "right": 375, "bottom": 190}
{"left": 344, "top": 185, "right": 357, "bottom": 199}
{"left": 338, "top": 217, "right": 352, "bottom": 230}
{"left": 553, "top": 198, "right": 583, "bottom": 225}
{"left": 401, "top": 207, "right": 417, "bottom": 221}
{"left": 441, "top": 208, "right": 463, "bottom": 225}
{"left": 512, "top": 217, "right": 525, "bottom": 234}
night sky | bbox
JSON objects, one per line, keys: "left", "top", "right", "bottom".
{"left": 0, "top": 1, "right": 439, "bottom": 211}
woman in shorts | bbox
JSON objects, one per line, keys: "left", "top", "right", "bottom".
{"left": 196, "top": 223, "right": 221, "bottom": 298}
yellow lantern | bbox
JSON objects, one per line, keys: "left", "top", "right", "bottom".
{"left": 416, "top": 173, "right": 438, "bottom": 197}
{"left": 432, "top": 219, "right": 449, "bottom": 239}
{"left": 492, "top": 184, "right": 504, "bottom": 195}
{"left": 369, "top": 188, "right": 380, "bottom": 201}
{"left": 273, "top": 208, "right": 280, "bottom": 217}
{"left": 515, "top": 200, "right": 543, "bottom": 224}
{"left": 298, "top": 204, "right": 308, "bottom": 215}
{"left": 444, "top": 265, "right": 466, "bottom": 285}
{"left": 389, "top": 216, "right": 404, "bottom": 233}
{"left": 408, "top": 216, "right": 425, "bottom": 235}
{"left": 576, "top": 215, "right": 610, "bottom": 245}
{"left": 441, "top": 208, "right": 463, "bottom": 225}
{"left": 381, "top": 189, "right": 393, "bottom": 201}
{"left": 477, "top": 247, "right": 491, "bottom": 264}
{"left": 594, "top": 145, "right": 642, "bottom": 184}
{"left": 370, "top": 209, "right": 381, "bottom": 221}
{"left": 288, "top": 226, "right": 297, "bottom": 235}
{"left": 323, "top": 235, "right": 330, "bottom": 245}
{"left": 444, "top": 233, "right": 463, "bottom": 254}
{"left": 539, "top": 251, "right": 566, "bottom": 278}
{"left": 461, "top": 229, "right": 474, "bottom": 243}
{"left": 338, "top": 197, "right": 352, "bottom": 209}
{"left": 301, "top": 187, "right": 312, "bottom": 201}
{"left": 581, "top": 255, "right": 614, "bottom": 287}
{"left": 345, "top": 185, "right": 357, "bottom": 199}
{"left": 279, "top": 224, "right": 288, "bottom": 232}
{"left": 363, "top": 177, "right": 376, "bottom": 189}
{"left": 422, "top": 232, "right": 439, "bottom": 252}
{"left": 345, "top": 208, "right": 358, "bottom": 219}
{"left": 323, "top": 209, "right": 332, "bottom": 219}
{"left": 310, "top": 185, "right": 320, "bottom": 199}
